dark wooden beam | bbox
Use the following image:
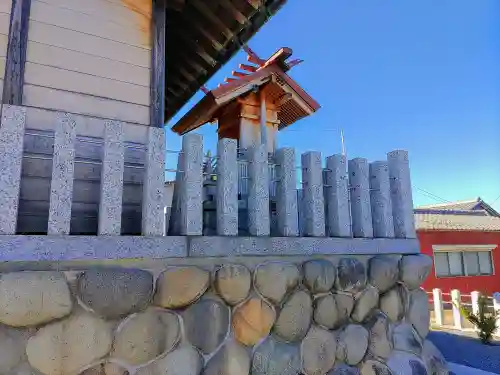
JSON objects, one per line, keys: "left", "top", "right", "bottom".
{"left": 168, "top": 53, "right": 207, "bottom": 76}
{"left": 171, "top": 76, "right": 190, "bottom": 91}
{"left": 247, "top": 0, "right": 262, "bottom": 10}
{"left": 174, "top": 31, "right": 217, "bottom": 66}
{"left": 178, "top": 66, "right": 197, "bottom": 83}
{"left": 166, "top": 0, "right": 184, "bottom": 11}
{"left": 191, "top": 0, "right": 233, "bottom": 40}
{"left": 167, "top": 85, "right": 182, "bottom": 98}
{"left": 184, "top": 14, "right": 224, "bottom": 52}
{"left": 2, "top": 0, "right": 31, "bottom": 105}
{"left": 219, "top": 0, "right": 247, "bottom": 25}
{"left": 150, "top": 0, "right": 166, "bottom": 127}
{"left": 174, "top": 11, "right": 222, "bottom": 54}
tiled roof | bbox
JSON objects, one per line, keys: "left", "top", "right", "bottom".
{"left": 415, "top": 197, "right": 500, "bottom": 231}
{"left": 417, "top": 197, "right": 499, "bottom": 217}
{"left": 417, "top": 199, "right": 481, "bottom": 211}
{"left": 414, "top": 212, "right": 500, "bottom": 232}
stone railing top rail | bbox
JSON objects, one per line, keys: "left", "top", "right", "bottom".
{"left": 0, "top": 235, "right": 420, "bottom": 262}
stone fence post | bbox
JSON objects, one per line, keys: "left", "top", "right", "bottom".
{"left": 470, "top": 291, "right": 480, "bottom": 316}
{"left": 178, "top": 133, "right": 203, "bottom": 235}
{"left": 369, "top": 161, "right": 394, "bottom": 238}
{"left": 301, "top": 151, "right": 325, "bottom": 237}
{"left": 275, "top": 147, "right": 299, "bottom": 237}
{"left": 98, "top": 121, "right": 124, "bottom": 235}
{"left": 248, "top": 144, "right": 270, "bottom": 236}
{"left": 0, "top": 105, "right": 26, "bottom": 234}
{"left": 493, "top": 292, "right": 500, "bottom": 335}
{"left": 432, "top": 288, "right": 444, "bottom": 326}
{"left": 324, "top": 154, "right": 351, "bottom": 237}
{"left": 48, "top": 113, "right": 77, "bottom": 235}
{"left": 451, "top": 289, "right": 464, "bottom": 329}
{"left": 348, "top": 158, "right": 373, "bottom": 238}
{"left": 142, "top": 127, "right": 166, "bottom": 236}
{"left": 216, "top": 138, "right": 238, "bottom": 236}
{"left": 387, "top": 150, "right": 416, "bottom": 239}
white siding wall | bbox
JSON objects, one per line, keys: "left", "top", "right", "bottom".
{"left": 0, "top": 0, "right": 12, "bottom": 101}
{"left": 23, "top": 0, "right": 152, "bottom": 125}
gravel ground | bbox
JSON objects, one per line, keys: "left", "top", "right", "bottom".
{"left": 428, "top": 331, "right": 500, "bottom": 374}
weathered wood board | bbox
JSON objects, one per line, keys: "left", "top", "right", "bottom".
{"left": 23, "top": 0, "right": 152, "bottom": 125}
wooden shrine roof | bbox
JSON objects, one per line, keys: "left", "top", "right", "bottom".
{"left": 165, "top": 0, "right": 287, "bottom": 120}
{"left": 171, "top": 48, "right": 320, "bottom": 135}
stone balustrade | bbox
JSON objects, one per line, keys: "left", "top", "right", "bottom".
{"left": 0, "top": 253, "right": 449, "bottom": 375}
{"left": 0, "top": 105, "right": 416, "bottom": 240}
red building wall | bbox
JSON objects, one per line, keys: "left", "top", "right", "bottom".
{"left": 419, "top": 230, "right": 500, "bottom": 295}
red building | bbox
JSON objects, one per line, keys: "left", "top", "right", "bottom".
{"left": 416, "top": 198, "right": 500, "bottom": 295}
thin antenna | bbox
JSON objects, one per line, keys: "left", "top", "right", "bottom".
{"left": 341, "top": 129, "right": 353, "bottom": 237}
{"left": 341, "top": 129, "right": 346, "bottom": 157}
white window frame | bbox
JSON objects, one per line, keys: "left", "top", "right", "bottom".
{"left": 432, "top": 244, "right": 497, "bottom": 278}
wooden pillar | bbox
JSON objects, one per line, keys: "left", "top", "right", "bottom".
{"left": 150, "top": 0, "right": 166, "bottom": 127}
{"left": 2, "top": 0, "right": 31, "bottom": 104}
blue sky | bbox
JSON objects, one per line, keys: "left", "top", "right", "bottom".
{"left": 167, "top": 0, "right": 500, "bottom": 210}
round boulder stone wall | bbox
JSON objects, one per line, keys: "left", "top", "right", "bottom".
{"left": 0, "top": 253, "right": 446, "bottom": 375}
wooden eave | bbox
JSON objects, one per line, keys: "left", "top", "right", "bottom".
{"left": 172, "top": 64, "right": 320, "bottom": 135}
{"left": 165, "top": 0, "right": 287, "bottom": 121}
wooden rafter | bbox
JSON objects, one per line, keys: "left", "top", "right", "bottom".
{"left": 247, "top": 0, "right": 262, "bottom": 9}
{"left": 219, "top": 0, "right": 247, "bottom": 24}
{"left": 170, "top": 51, "right": 208, "bottom": 75}
{"left": 224, "top": 77, "right": 237, "bottom": 83}
{"left": 165, "top": 0, "right": 288, "bottom": 120}
{"left": 287, "top": 58, "right": 303, "bottom": 69}
{"left": 167, "top": 85, "right": 183, "bottom": 98}
{"left": 181, "top": 10, "right": 224, "bottom": 52}
{"left": 183, "top": 58, "right": 207, "bottom": 76}
{"left": 171, "top": 16, "right": 220, "bottom": 59}
{"left": 175, "top": 31, "right": 217, "bottom": 66}
{"left": 191, "top": 0, "right": 233, "bottom": 40}
{"left": 171, "top": 76, "right": 190, "bottom": 91}
{"left": 178, "top": 66, "right": 197, "bottom": 83}
{"left": 166, "top": 0, "right": 184, "bottom": 11}
{"left": 190, "top": 20, "right": 224, "bottom": 52}
{"left": 239, "top": 63, "right": 258, "bottom": 72}
{"left": 243, "top": 45, "right": 264, "bottom": 66}
{"left": 232, "top": 71, "right": 248, "bottom": 78}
